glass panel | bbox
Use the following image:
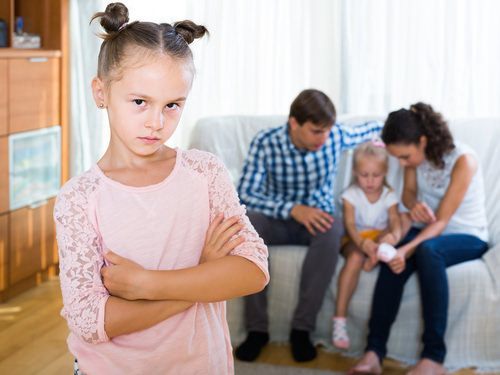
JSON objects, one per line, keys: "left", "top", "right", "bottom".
{"left": 9, "top": 126, "right": 61, "bottom": 210}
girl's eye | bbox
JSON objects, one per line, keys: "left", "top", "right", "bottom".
{"left": 165, "top": 103, "right": 179, "bottom": 110}
{"left": 133, "top": 99, "right": 145, "bottom": 106}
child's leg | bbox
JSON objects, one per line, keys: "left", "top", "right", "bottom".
{"left": 333, "top": 242, "right": 365, "bottom": 349}
{"left": 335, "top": 242, "right": 365, "bottom": 317}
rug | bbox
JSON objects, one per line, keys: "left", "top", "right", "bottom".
{"left": 234, "top": 360, "right": 343, "bottom": 375}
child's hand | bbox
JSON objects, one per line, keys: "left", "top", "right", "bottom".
{"left": 101, "top": 250, "right": 148, "bottom": 300}
{"left": 200, "top": 213, "right": 245, "bottom": 264}
{"left": 360, "top": 238, "right": 378, "bottom": 256}
{"left": 378, "top": 232, "right": 397, "bottom": 246}
{"left": 387, "top": 251, "right": 406, "bottom": 274}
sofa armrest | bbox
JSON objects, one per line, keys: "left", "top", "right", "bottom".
{"left": 483, "top": 241, "right": 500, "bottom": 290}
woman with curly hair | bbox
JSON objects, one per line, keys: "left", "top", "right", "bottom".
{"left": 350, "top": 103, "right": 489, "bottom": 375}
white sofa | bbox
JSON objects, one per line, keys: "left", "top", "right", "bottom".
{"left": 189, "top": 115, "right": 500, "bottom": 371}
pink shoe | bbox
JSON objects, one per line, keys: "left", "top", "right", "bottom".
{"left": 332, "top": 317, "right": 350, "bottom": 350}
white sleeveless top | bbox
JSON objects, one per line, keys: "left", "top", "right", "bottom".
{"left": 341, "top": 185, "right": 399, "bottom": 231}
{"left": 416, "top": 141, "right": 489, "bottom": 242}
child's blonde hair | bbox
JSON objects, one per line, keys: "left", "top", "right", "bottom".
{"left": 352, "top": 141, "right": 391, "bottom": 189}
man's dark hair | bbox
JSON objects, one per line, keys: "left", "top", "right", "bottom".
{"left": 289, "top": 89, "right": 336, "bottom": 127}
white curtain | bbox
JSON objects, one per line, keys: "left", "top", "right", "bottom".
{"left": 69, "top": 0, "right": 340, "bottom": 176}
{"left": 69, "top": 0, "right": 500, "bottom": 176}
{"left": 340, "top": 0, "right": 500, "bottom": 117}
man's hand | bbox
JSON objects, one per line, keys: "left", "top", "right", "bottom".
{"left": 290, "top": 204, "right": 334, "bottom": 235}
{"left": 410, "top": 201, "right": 436, "bottom": 224}
{"left": 200, "top": 214, "right": 244, "bottom": 263}
{"left": 101, "top": 251, "right": 149, "bottom": 300}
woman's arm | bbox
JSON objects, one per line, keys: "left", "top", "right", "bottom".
{"left": 398, "top": 154, "right": 477, "bottom": 259}
{"left": 402, "top": 167, "right": 418, "bottom": 210}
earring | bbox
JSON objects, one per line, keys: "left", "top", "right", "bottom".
{"left": 99, "top": 103, "right": 104, "bottom": 108}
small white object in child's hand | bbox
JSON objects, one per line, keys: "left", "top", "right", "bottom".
{"left": 377, "top": 243, "right": 397, "bottom": 262}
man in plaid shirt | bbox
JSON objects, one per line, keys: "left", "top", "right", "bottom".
{"left": 235, "top": 89, "right": 382, "bottom": 362}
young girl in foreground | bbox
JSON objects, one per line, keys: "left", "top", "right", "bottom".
{"left": 54, "top": 3, "right": 268, "bottom": 374}
{"left": 332, "top": 142, "right": 403, "bottom": 350}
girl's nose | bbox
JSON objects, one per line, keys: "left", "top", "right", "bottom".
{"left": 146, "top": 113, "right": 164, "bottom": 131}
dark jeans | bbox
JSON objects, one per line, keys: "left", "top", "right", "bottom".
{"left": 243, "top": 211, "right": 344, "bottom": 333}
{"left": 366, "top": 228, "right": 488, "bottom": 363}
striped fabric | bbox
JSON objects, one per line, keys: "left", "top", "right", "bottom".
{"left": 237, "top": 121, "right": 382, "bottom": 219}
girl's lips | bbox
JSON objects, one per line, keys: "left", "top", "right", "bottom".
{"left": 138, "top": 136, "right": 160, "bottom": 144}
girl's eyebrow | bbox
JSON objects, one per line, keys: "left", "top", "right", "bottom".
{"left": 128, "top": 93, "right": 187, "bottom": 102}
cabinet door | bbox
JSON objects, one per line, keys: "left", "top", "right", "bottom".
{"left": 9, "top": 203, "right": 43, "bottom": 284}
{"left": 0, "top": 214, "right": 7, "bottom": 291}
{"left": 9, "top": 57, "right": 60, "bottom": 134}
{"left": 0, "top": 136, "right": 8, "bottom": 214}
{"left": 40, "top": 198, "right": 57, "bottom": 270}
{"left": 0, "top": 60, "right": 7, "bottom": 135}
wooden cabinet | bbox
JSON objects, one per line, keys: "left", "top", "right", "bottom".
{"left": 0, "top": 60, "right": 7, "bottom": 135}
{"left": 0, "top": 0, "right": 68, "bottom": 301}
{"left": 0, "top": 214, "right": 7, "bottom": 292}
{"left": 8, "top": 57, "right": 60, "bottom": 134}
{"left": 0, "top": 136, "right": 8, "bottom": 214}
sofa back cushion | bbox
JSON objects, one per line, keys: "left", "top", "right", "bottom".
{"left": 189, "top": 115, "right": 500, "bottom": 245}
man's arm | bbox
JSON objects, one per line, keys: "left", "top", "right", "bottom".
{"left": 237, "top": 132, "right": 296, "bottom": 219}
{"left": 337, "top": 120, "right": 383, "bottom": 151}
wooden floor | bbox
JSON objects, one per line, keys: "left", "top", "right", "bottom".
{"left": 0, "top": 278, "right": 481, "bottom": 374}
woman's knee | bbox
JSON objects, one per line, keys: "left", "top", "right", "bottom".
{"left": 414, "top": 240, "right": 443, "bottom": 265}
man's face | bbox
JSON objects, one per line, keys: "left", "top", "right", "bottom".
{"left": 289, "top": 118, "right": 333, "bottom": 151}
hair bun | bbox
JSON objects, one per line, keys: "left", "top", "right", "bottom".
{"left": 409, "top": 102, "right": 435, "bottom": 123}
{"left": 92, "top": 2, "right": 129, "bottom": 34}
{"left": 174, "top": 20, "right": 209, "bottom": 44}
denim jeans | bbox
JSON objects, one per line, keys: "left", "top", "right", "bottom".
{"left": 366, "top": 227, "right": 488, "bottom": 363}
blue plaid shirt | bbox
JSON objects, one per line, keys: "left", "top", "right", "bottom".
{"left": 237, "top": 121, "right": 382, "bottom": 219}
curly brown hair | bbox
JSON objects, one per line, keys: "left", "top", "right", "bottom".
{"left": 381, "top": 102, "right": 455, "bottom": 168}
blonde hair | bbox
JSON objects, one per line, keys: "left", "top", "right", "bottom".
{"left": 352, "top": 141, "right": 391, "bottom": 189}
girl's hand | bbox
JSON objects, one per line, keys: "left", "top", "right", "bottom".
{"left": 200, "top": 214, "right": 245, "bottom": 263}
{"left": 101, "top": 250, "right": 148, "bottom": 300}
{"left": 387, "top": 251, "right": 406, "bottom": 274}
{"left": 378, "top": 232, "right": 397, "bottom": 246}
{"left": 360, "top": 238, "right": 378, "bottom": 257}
{"left": 410, "top": 202, "right": 436, "bottom": 224}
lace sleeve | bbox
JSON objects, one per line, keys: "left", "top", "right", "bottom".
{"left": 185, "top": 150, "right": 269, "bottom": 283}
{"left": 54, "top": 173, "right": 110, "bottom": 344}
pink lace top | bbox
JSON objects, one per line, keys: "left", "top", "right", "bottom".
{"left": 54, "top": 149, "right": 269, "bottom": 375}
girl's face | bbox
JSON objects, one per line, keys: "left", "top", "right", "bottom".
{"left": 93, "top": 53, "right": 193, "bottom": 158}
{"left": 386, "top": 137, "right": 427, "bottom": 168}
{"left": 354, "top": 156, "right": 386, "bottom": 194}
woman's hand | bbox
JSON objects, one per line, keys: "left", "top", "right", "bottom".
{"left": 410, "top": 201, "right": 436, "bottom": 224}
{"left": 387, "top": 250, "right": 407, "bottom": 274}
{"left": 101, "top": 251, "right": 149, "bottom": 300}
{"left": 200, "top": 214, "right": 245, "bottom": 263}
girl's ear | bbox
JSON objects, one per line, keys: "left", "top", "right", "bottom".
{"left": 92, "top": 77, "right": 107, "bottom": 108}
